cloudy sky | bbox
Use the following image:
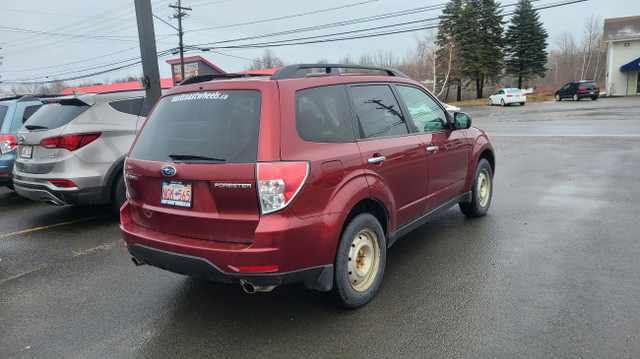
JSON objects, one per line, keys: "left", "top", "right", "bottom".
{"left": 0, "top": 0, "right": 637, "bottom": 92}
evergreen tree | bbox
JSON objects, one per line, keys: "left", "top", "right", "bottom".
{"left": 464, "top": 0, "right": 505, "bottom": 98}
{"left": 504, "top": 0, "right": 548, "bottom": 89}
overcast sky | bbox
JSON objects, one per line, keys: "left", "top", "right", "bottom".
{"left": 0, "top": 0, "right": 638, "bottom": 93}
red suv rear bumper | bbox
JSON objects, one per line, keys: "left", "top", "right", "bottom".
{"left": 120, "top": 202, "right": 341, "bottom": 291}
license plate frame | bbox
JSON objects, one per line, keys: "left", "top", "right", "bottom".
{"left": 161, "top": 181, "right": 193, "bottom": 208}
{"left": 20, "top": 145, "right": 33, "bottom": 159}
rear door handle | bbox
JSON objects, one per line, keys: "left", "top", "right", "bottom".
{"left": 426, "top": 146, "right": 439, "bottom": 152}
{"left": 368, "top": 156, "right": 387, "bottom": 164}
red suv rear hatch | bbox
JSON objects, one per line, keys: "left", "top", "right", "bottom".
{"left": 125, "top": 90, "right": 262, "bottom": 243}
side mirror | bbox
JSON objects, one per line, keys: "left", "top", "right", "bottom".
{"left": 454, "top": 112, "right": 472, "bottom": 129}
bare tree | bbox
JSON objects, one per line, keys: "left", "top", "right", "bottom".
{"left": 373, "top": 50, "right": 397, "bottom": 68}
{"left": 245, "top": 49, "right": 285, "bottom": 71}
{"left": 580, "top": 15, "right": 603, "bottom": 80}
{"left": 359, "top": 53, "right": 375, "bottom": 66}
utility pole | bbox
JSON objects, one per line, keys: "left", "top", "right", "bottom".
{"left": 134, "top": 0, "right": 162, "bottom": 114}
{"left": 169, "top": 0, "right": 191, "bottom": 82}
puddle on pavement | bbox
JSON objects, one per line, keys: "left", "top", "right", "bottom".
{"left": 540, "top": 183, "right": 604, "bottom": 212}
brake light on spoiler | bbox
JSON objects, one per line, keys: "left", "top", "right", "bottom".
{"left": 257, "top": 162, "right": 309, "bottom": 215}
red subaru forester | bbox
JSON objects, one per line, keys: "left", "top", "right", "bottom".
{"left": 120, "top": 64, "right": 494, "bottom": 308}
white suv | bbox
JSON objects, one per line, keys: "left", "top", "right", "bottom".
{"left": 13, "top": 90, "right": 150, "bottom": 210}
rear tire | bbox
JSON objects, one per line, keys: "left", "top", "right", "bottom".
{"left": 520, "top": 102, "right": 525, "bottom": 106}
{"left": 489, "top": 99, "right": 493, "bottom": 106}
{"left": 573, "top": 94, "right": 579, "bottom": 101}
{"left": 555, "top": 94, "right": 561, "bottom": 101}
{"left": 591, "top": 96, "right": 598, "bottom": 101}
{"left": 500, "top": 99, "right": 505, "bottom": 107}
{"left": 111, "top": 173, "right": 126, "bottom": 212}
{"left": 460, "top": 158, "right": 493, "bottom": 218}
{"left": 332, "top": 213, "right": 386, "bottom": 308}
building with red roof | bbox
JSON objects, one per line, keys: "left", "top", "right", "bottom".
{"left": 59, "top": 56, "right": 277, "bottom": 94}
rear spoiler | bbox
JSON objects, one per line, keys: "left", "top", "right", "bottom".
{"left": 42, "top": 90, "right": 95, "bottom": 106}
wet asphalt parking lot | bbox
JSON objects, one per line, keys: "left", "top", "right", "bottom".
{"left": 1, "top": 97, "right": 639, "bottom": 358}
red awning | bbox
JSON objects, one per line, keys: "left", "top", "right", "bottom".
{"left": 59, "top": 78, "right": 174, "bottom": 94}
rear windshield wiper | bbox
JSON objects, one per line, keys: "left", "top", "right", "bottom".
{"left": 168, "top": 154, "right": 226, "bottom": 162}
{"left": 24, "top": 125, "right": 48, "bottom": 130}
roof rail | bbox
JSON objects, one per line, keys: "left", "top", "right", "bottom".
{"left": 0, "top": 95, "right": 23, "bottom": 102}
{"left": 0, "top": 93, "right": 62, "bottom": 102}
{"left": 178, "top": 73, "right": 271, "bottom": 86}
{"left": 18, "top": 93, "right": 63, "bottom": 102}
{"left": 271, "top": 64, "right": 408, "bottom": 80}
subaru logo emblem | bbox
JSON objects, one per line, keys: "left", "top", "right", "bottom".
{"left": 161, "top": 165, "right": 176, "bottom": 177}
{"left": 18, "top": 136, "right": 26, "bottom": 144}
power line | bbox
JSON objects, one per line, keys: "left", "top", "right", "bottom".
{"left": 185, "top": 0, "right": 380, "bottom": 32}
{"left": 3, "top": 0, "right": 587, "bottom": 86}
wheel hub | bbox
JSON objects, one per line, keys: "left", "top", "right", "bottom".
{"left": 477, "top": 168, "right": 491, "bottom": 207}
{"left": 347, "top": 229, "right": 380, "bottom": 292}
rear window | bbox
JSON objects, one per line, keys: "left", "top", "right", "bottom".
{"left": 22, "top": 104, "right": 43, "bottom": 123}
{"left": 130, "top": 90, "right": 261, "bottom": 163}
{"left": 109, "top": 98, "right": 144, "bottom": 116}
{"left": 581, "top": 82, "right": 597, "bottom": 88}
{"left": 295, "top": 85, "right": 353, "bottom": 142}
{"left": 23, "top": 100, "right": 89, "bottom": 130}
{"left": 506, "top": 89, "right": 522, "bottom": 94}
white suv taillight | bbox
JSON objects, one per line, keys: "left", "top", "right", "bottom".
{"left": 257, "top": 162, "right": 309, "bottom": 215}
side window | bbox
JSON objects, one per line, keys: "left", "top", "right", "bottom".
{"left": 22, "top": 105, "right": 43, "bottom": 123}
{"left": 396, "top": 85, "right": 449, "bottom": 133}
{"left": 350, "top": 85, "right": 408, "bottom": 139}
{"left": 295, "top": 85, "right": 354, "bottom": 142}
{"left": 109, "top": 98, "right": 144, "bottom": 116}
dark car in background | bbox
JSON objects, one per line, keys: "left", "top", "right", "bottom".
{"left": 555, "top": 81, "right": 600, "bottom": 101}
{"left": 0, "top": 95, "right": 46, "bottom": 189}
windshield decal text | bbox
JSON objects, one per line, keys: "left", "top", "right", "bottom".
{"left": 171, "top": 92, "right": 229, "bottom": 102}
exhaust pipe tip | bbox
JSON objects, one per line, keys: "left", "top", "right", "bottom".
{"left": 131, "top": 257, "right": 146, "bottom": 266}
{"left": 240, "top": 279, "right": 257, "bottom": 294}
{"left": 239, "top": 279, "right": 277, "bottom": 294}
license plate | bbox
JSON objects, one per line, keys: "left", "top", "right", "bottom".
{"left": 20, "top": 145, "right": 32, "bottom": 159}
{"left": 161, "top": 181, "right": 193, "bottom": 208}
{"left": 590, "top": 91, "right": 594, "bottom": 94}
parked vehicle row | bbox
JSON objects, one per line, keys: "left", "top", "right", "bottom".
{"left": 4, "top": 64, "right": 495, "bottom": 308}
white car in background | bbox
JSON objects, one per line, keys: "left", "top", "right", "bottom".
{"left": 489, "top": 88, "right": 526, "bottom": 106}
{"left": 443, "top": 103, "right": 461, "bottom": 112}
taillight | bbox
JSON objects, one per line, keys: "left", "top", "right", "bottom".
{"left": 49, "top": 180, "right": 77, "bottom": 188}
{"left": 579, "top": 87, "right": 587, "bottom": 91}
{"left": 596, "top": 86, "right": 600, "bottom": 90}
{"left": 521, "top": 93, "right": 527, "bottom": 96}
{"left": 0, "top": 134, "right": 17, "bottom": 155}
{"left": 506, "top": 94, "right": 513, "bottom": 98}
{"left": 257, "top": 162, "right": 309, "bottom": 215}
{"left": 41, "top": 133, "right": 101, "bottom": 151}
